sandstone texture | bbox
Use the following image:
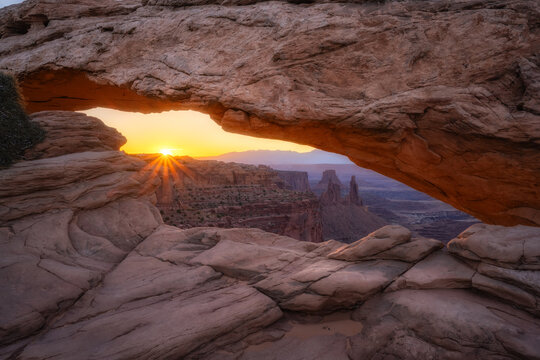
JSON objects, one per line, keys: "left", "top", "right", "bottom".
{"left": 1, "top": 113, "right": 540, "bottom": 358}
{"left": 391, "top": 224, "right": 540, "bottom": 316}
{"left": 0, "top": 0, "right": 539, "bottom": 226}
{"left": 327, "top": 224, "right": 442, "bottom": 262}
{"left": 351, "top": 289, "right": 540, "bottom": 360}
{"left": 24, "top": 111, "right": 126, "bottom": 160}
{"left": 3, "top": 213, "right": 540, "bottom": 358}
{"left": 448, "top": 223, "right": 540, "bottom": 269}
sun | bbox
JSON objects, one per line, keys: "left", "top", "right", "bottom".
{"left": 160, "top": 149, "right": 173, "bottom": 156}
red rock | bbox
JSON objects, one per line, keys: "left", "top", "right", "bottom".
{"left": 24, "top": 111, "right": 126, "bottom": 160}
{"left": 1, "top": 0, "right": 538, "bottom": 225}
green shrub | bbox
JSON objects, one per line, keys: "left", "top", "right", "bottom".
{"left": 0, "top": 72, "right": 44, "bottom": 168}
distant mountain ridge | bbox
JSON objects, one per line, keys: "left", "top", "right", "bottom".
{"left": 197, "top": 149, "right": 353, "bottom": 165}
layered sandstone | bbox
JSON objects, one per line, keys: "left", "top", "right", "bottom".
{"left": 24, "top": 111, "right": 126, "bottom": 160}
{"left": 313, "top": 170, "right": 343, "bottom": 195}
{"left": 275, "top": 170, "right": 310, "bottom": 192}
{"left": 0, "top": 0, "right": 538, "bottom": 225}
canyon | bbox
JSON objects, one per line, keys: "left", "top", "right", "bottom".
{"left": 141, "top": 154, "right": 386, "bottom": 243}
{"left": 139, "top": 153, "right": 324, "bottom": 243}
{"left": 0, "top": 0, "right": 539, "bottom": 359}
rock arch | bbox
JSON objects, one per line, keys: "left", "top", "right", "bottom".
{"left": 1, "top": 0, "right": 539, "bottom": 225}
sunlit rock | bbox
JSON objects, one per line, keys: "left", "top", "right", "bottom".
{"left": 1, "top": 0, "right": 538, "bottom": 225}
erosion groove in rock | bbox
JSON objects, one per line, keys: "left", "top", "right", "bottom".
{"left": 0, "top": 0, "right": 539, "bottom": 226}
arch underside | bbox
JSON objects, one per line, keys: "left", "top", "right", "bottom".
{"left": 2, "top": 0, "right": 539, "bottom": 226}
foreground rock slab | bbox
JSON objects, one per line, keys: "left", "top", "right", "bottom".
{"left": 0, "top": 110, "right": 539, "bottom": 358}
{"left": 448, "top": 223, "right": 540, "bottom": 269}
{"left": 328, "top": 225, "right": 442, "bottom": 263}
{"left": 351, "top": 289, "right": 540, "bottom": 359}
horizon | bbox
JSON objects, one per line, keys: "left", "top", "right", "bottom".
{"left": 83, "top": 107, "right": 315, "bottom": 157}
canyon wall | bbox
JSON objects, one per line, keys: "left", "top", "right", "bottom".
{"left": 275, "top": 170, "right": 310, "bottom": 192}
{"left": 319, "top": 173, "right": 387, "bottom": 242}
{"left": 0, "top": 0, "right": 538, "bottom": 226}
{"left": 139, "top": 154, "right": 324, "bottom": 242}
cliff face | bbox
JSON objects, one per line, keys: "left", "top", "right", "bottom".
{"left": 313, "top": 170, "right": 343, "bottom": 195}
{"left": 0, "top": 0, "right": 538, "bottom": 226}
{"left": 139, "top": 154, "right": 323, "bottom": 242}
{"left": 275, "top": 170, "right": 310, "bottom": 192}
{"left": 319, "top": 174, "right": 387, "bottom": 243}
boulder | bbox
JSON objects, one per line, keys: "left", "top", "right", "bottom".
{"left": 24, "top": 111, "right": 126, "bottom": 160}
{"left": 448, "top": 223, "right": 540, "bottom": 269}
{"left": 328, "top": 225, "right": 411, "bottom": 261}
{"left": 350, "top": 289, "right": 540, "bottom": 359}
{"left": 373, "top": 237, "right": 444, "bottom": 262}
{"left": 387, "top": 251, "right": 475, "bottom": 291}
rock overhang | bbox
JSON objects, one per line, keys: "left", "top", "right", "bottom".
{"left": 1, "top": 0, "right": 539, "bottom": 226}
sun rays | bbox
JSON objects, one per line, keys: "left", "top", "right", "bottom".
{"left": 135, "top": 153, "right": 196, "bottom": 205}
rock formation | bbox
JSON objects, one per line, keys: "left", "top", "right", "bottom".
{"left": 348, "top": 176, "right": 361, "bottom": 206}
{"left": 137, "top": 154, "right": 323, "bottom": 242}
{"left": 0, "top": 110, "right": 538, "bottom": 359}
{"left": 319, "top": 174, "right": 387, "bottom": 243}
{"left": 23, "top": 111, "right": 126, "bottom": 160}
{"left": 275, "top": 170, "right": 310, "bottom": 192}
{"left": 3, "top": 166, "right": 540, "bottom": 360}
{"left": 0, "top": 110, "right": 163, "bottom": 350}
{"left": 1, "top": 0, "right": 540, "bottom": 358}
{"left": 2, "top": 0, "right": 538, "bottom": 226}
{"left": 314, "top": 170, "right": 343, "bottom": 195}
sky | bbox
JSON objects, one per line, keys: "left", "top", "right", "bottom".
{"left": 83, "top": 108, "right": 314, "bottom": 157}
{"left": 0, "top": 0, "right": 313, "bottom": 157}
{"left": 0, "top": 0, "right": 23, "bottom": 7}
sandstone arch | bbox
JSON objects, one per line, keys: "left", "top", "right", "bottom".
{"left": 1, "top": 0, "right": 539, "bottom": 226}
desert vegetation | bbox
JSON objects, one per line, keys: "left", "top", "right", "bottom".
{"left": 0, "top": 72, "right": 44, "bottom": 167}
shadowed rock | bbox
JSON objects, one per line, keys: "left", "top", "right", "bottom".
{"left": 348, "top": 176, "right": 361, "bottom": 206}
{"left": 24, "top": 111, "right": 126, "bottom": 160}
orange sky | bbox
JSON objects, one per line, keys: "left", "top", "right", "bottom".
{"left": 82, "top": 108, "right": 314, "bottom": 157}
